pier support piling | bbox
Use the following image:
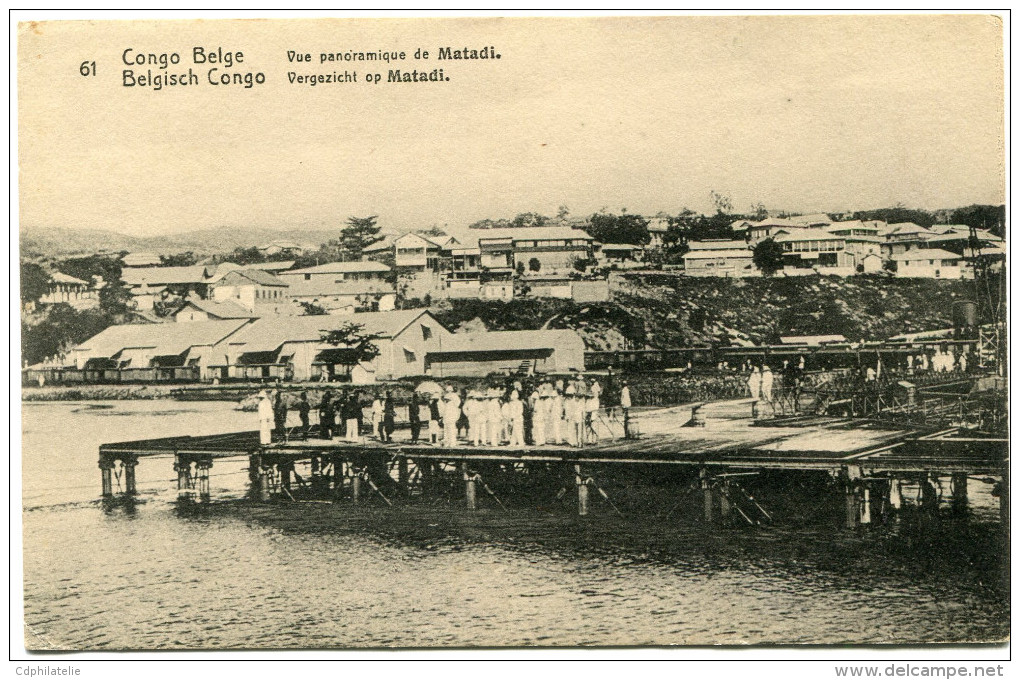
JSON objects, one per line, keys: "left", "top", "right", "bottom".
{"left": 196, "top": 460, "right": 212, "bottom": 502}
{"left": 99, "top": 457, "right": 114, "bottom": 497}
{"left": 352, "top": 469, "right": 362, "bottom": 505}
{"left": 701, "top": 469, "right": 714, "bottom": 523}
{"left": 123, "top": 456, "right": 137, "bottom": 496}
{"left": 951, "top": 472, "right": 969, "bottom": 516}
{"left": 174, "top": 456, "right": 191, "bottom": 500}
{"left": 258, "top": 467, "right": 271, "bottom": 502}
{"left": 718, "top": 483, "right": 731, "bottom": 524}
{"left": 464, "top": 465, "right": 478, "bottom": 511}
{"left": 575, "top": 465, "right": 589, "bottom": 517}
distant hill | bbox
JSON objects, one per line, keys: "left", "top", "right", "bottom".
{"left": 19, "top": 225, "right": 345, "bottom": 258}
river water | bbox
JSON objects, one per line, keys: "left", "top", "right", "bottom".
{"left": 21, "top": 400, "right": 1009, "bottom": 650}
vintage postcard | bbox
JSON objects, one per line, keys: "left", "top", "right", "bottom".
{"left": 15, "top": 13, "right": 1008, "bottom": 659}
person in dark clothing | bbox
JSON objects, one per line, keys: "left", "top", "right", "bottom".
{"left": 297, "top": 391, "right": 311, "bottom": 434}
{"left": 409, "top": 392, "right": 422, "bottom": 443}
{"left": 318, "top": 391, "right": 334, "bottom": 439}
{"left": 273, "top": 391, "right": 288, "bottom": 435}
{"left": 428, "top": 397, "right": 442, "bottom": 444}
{"left": 383, "top": 391, "right": 396, "bottom": 442}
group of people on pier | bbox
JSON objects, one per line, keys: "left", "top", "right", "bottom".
{"left": 256, "top": 375, "right": 633, "bottom": 448}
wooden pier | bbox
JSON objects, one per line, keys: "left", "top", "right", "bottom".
{"left": 97, "top": 399, "right": 1008, "bottom": 529}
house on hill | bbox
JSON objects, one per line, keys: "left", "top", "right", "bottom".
{"left": 173, "top": 297, "right": 257, "bottom": 322}
{"left": 210, "top": 308, "right": 452, "bottom": 382}
{"left": 890, "top": 249, "right": 973, "bottom": 279}
{"left": 210, "top": 269, "right": 293, "bottom": 315}
{"left": 121, "top": 252, "right": 161, "bottom": 267}
{"left": 258, "top": 240, "right": 304, "bottom": 257}
{"left": 39, "top": 272, "right": 99, "bottom": 309}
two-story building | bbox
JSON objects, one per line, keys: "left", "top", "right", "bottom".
{"left": 210, "top": 269, "right": 293, "bottom": 315}
{"left": 890, "top": 249, "right": 973, "bottom": 279}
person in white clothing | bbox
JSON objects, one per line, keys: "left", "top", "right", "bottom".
{"left": 619, "top": 380, "right": 632, "bottom": 438}
{"left": 506, "top": 393, "right": 525, "bottom": 446}
{"left": 746, "top": 366, "right": 762, "bottom": 400}
{"left": 257, "top": 391, "right": 274, "bottom": 445}
{"left": 532, "top": 390, "right": 548, "bottom": 446}
{"left": 443, "top": 385, "right": 461, "bottom": 447}
{"left": 760, "top": 365, "right": 774, "bottom": 411}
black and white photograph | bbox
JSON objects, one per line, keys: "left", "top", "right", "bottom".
{"left": 12, "top": 11, "right": 1009, "bottom": 664}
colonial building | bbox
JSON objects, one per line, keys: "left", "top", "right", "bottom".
{"left": 424, "top": 329, "right": 586, "bottom": 378}
{"left": 173, "top": 298, "right": 257, "bottom": 322}
{"left": 890, "top": 249, "right": 973, "bottom": 279}
{"left": 210, "top": 269, "right": 292, "bottom": 315}
{"left": 39, "top": 272, "right": 98, "bottom": 308}
{"left": 210, "top": 309, "right": 452, "bottom": 382}
{"left": 681, "top": 241, "right": 757, "bottom": 277}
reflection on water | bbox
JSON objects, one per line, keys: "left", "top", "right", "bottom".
{"left": 22, "top": 401, "right": 1009, "bottom": 649}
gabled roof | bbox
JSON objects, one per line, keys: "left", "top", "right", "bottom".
{"left": 73, "top": 319, "right": 250, "bottom": 359}
{"left": 687, "top": 239, "right": 750, "bottom": 251}
{"left": 121, "top": 252, "right": 161, "bottom": 266}
{"left": 825, "top": 220, "right": 879, "bottom": 233}
{"left": 285, "top": 279, "right": 396, "bottom": 297}
{"left": 464, "top": 227, "right": 594, "bottom": 248}
{"left": 214, "top": 269, "right": 288, "bottom": 287}
{"left": 891, "top": 248, "right": 962, "bottom": 262}
{"left": 121, "top": 265, "right": 211, "bottom": 286}
{"left": 395, "top": 232, "right": 442, "bottom": 248}
{"left": 362, "top": 236, "right": 395, "bottom": 253}
{"left": 682, "top": 249, "right": 756, "bottom": 260}
{"left": 887, "top": 222, "right": 933, "bottom": 237}
{"left": 775, "top": 230, "right": 847, "bottom": 242}
{"left": 51, "top": 272, "right": 88, "bottom": 285}
{"left": 224, "top": 309, "right": 443, "bottom": 354}
{"left": 434, "top": 329, "right": 585, "bottom": 354}
{"left": 280, "top": 261, "right": 391, "bottom": 276}
{"left": 787, "top": 213, "right": 832, "bottom": 226}
{"left": 176, "top": 298, "right": 256, "bottom": 320}
{"left": 752, "top": 218, "right": 803, "bottom": 229}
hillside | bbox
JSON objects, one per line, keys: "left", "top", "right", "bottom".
{"left": 19, "top": 225, "right": 345, "bottom": 258}
{"left": 430, "top": 274, "right": 991, "bottom": 350}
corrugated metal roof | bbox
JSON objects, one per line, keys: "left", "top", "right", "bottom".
{"left": 286, "top": 279, "right": 396, "bottom": 297}
{"left": 682, "top": 249, "right": 755, "bottom": 260}
{"left": 435, "top": 329, "right": 584, "bottom": 353}
{"left": 74, "top": 319, "right": 250, "bottom": 359}
{"left": 891, "top": 248, "right": 962, "bottom": 261}
{"left": 177, "top": 299, "right": 255, "bottom": 319}
{"left": 687, "top": 240, "right": 750, "bottom": 251}
{"left": 214, "top": 269, "right": 288, "bottom": 287}
{"left": 122, "top": 265, "right": 210, "bottom": 286}
{"left": 224, "top": 309, "right": 439, "bottom": 354}
{"left": 281, "top": 261, "right": 391, "bottom": 276}
{"left": 780, "top": 335, "right": 848, "bottom": 345}
{"left": 51, "top": 272, "right": 89, "bottom": 285}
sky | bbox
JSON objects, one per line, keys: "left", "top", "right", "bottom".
{"left": 17, "top": 14, "right": 1005, "bottom": 237}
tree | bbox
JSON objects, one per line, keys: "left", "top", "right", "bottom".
{"left": 752, "top": 237, "right": 785, "bottom": 276}
{"left": 510, "top": 212, "right": 548, "bottom": 228}
{"left": 515, "top": 261, "right": 525, "bottom": 276}
{"left": 528, "top": 257, "right": 541, "bottom": 272}
{"left": 750, "top": 203, "right": 769, "bottom": 221}
{"left": 587, "top": 212, "right": 651, "bottom": 245}
{"left": 300, "top": 301, "right": 329, "bottom": 316}
{"left": 320, "top": 322, "right": 381, "bottom": 366}
{"left": 160, "top": 251, "right": 198, "bottom": 267}
{"left": 710, "top": 190, "right": 733, "bottom": 214}
{"left": 556, "top": 205, "right": 570, "bottom": 220}
{"left": 20, "top": 261, "right": 50, "bottom": 304}
{"left": 416, "top": 225, "right": 447, "bottom": 237}
{"left": 216, "top": 246, "right": 266, "bottom": 266}
{"left": 338, "top": 215, "right": 382, "bottom": 260}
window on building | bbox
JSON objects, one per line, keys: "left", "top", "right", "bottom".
{"left": 304, "top": 273, "right": 311, "bottom": 280}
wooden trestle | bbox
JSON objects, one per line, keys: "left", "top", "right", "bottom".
{"left": 97, "top": 401, "right": 1008, "bottom": 528}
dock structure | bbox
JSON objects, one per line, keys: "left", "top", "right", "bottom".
{"left": 97, "top": 397, "right": 1008, "bottom": 529}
